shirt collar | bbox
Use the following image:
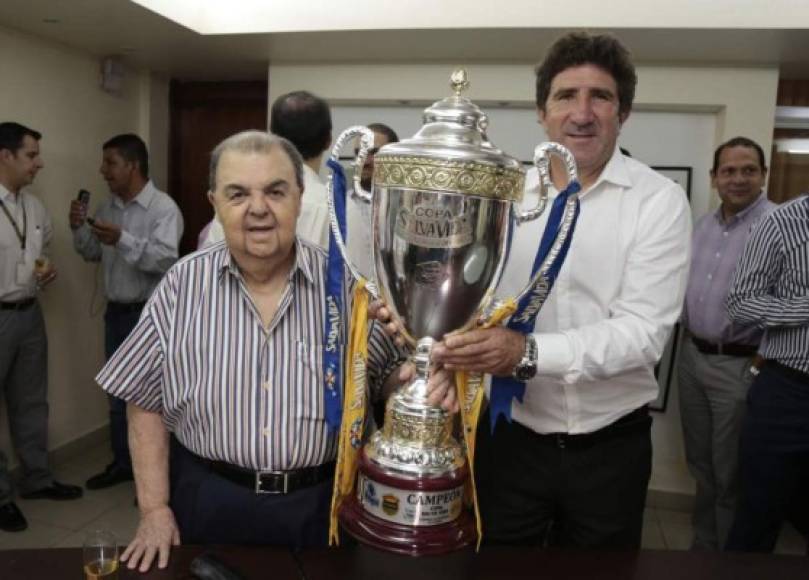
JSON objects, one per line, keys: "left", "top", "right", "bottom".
{"left": 583, "top": 146, "right": 633, "bottom": 195}
{"left": 217, "top": 237, "right": 316, "bottom": 286}
{"left": 302, "top": 164, "right": 320, "bottom": 181}
{"left": 713, "top": 190, "right": 767, "bottom": 226}
{"left": 112, "top": 181, "right": 156, "bottom": 210}
{"left": 0, "top": 183, "right": 19, "bottom": 204}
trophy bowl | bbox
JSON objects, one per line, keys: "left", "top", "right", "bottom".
{"left": 328, "top": 70, "right": 579, "bottom": 555}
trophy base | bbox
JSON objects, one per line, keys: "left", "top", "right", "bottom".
{"left": 339, "top": 493, "right": 476, "bottom": 556}
{"left": 338, "top": 449, "right": 477, "bottom": 556}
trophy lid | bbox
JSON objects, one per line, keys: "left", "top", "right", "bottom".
{"left": 373, "top": 69, "right": 525, "bottom": 202}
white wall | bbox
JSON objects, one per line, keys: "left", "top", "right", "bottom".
{"left": 273, "top": 61, "right": 779, "bottom": 495}
{"left": 0, "top": 25, "right": 169, "bottom": 463}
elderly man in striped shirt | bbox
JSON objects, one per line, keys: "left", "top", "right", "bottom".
{"left": 725, "top": 192, "right": 809, "bottom": 552}
{"left": 97, "top": 131, "right": 458, "bottom": 572}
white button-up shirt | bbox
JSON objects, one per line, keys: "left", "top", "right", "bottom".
{"left": 72, "top": 181, "right": 183, "bottom": 303}
{"left": 494, "top": 147, "right": 692, "bottom": 434}
{"left": 0, "top": 185, "right": 52, "bottom": 301}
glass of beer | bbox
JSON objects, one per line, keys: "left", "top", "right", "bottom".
{"left": 83, "top": 530, "right": 119, "bottom": 580}
{"left": 34, "top": 257, "right": 49, "bottom": 273}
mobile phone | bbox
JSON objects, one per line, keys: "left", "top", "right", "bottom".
{"left": 86, "top": 217, "right": 96, "bottom": 226}
{"left": 77, "top": 189, "right": 91, "bottom": 205}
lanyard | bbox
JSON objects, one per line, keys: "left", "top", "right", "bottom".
{"left": 0, "top": 196, "right": 27, "bottom": 251}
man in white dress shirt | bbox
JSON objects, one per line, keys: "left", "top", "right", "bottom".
{"left": 0, "top": 122, "right": 82, "bottom": 533}
{"left": 432, "top": 32, "right": 692, "bottom": 548}
{"left": 69, "top": 134, "right": 183, "bottom": 491}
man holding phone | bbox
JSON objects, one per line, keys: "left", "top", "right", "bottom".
{"left": 69, "top": 134, "right": 183, "bottom": 490}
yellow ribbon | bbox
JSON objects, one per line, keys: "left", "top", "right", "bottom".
{"left": 455, "top": 298, "right": 517, "bottom": 550}
{"left": 328, "top": 279, "right": 370, "bottom": 546}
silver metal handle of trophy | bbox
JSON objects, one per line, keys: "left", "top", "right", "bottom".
{"left": 327, "top": 125, "right": 379, "bottom": 298}
{"left": 512, "top": 141, "right": 580, "bottom": 306}
{"left": 514, "top": 142, "right": 578, "bottom": 225}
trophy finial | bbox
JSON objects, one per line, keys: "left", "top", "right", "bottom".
{"left": 450, "top": 68, "right": 470, "bottom": 96}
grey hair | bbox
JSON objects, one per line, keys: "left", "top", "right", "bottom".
{"left": 208, "top": 130, "right": 305, "bottom": 193}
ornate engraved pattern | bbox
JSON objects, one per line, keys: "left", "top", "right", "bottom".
{"left": 366, "top": 431, "right": 464, "bottom": 474}
{"left": 384, "top": 409, "right": 452, "bottom": 448}
{"left": 374, "top": 156, "right": 524, "bottom": 201}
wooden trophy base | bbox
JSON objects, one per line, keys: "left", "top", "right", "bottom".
{"left": 338, "top": 449, "right": 477, "bottom": 556}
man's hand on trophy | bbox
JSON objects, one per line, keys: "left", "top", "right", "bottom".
{"left": 397, "top": 362, "right": 460, "bottom": 414}
{"left": 369, "top": 299, "right": 406, "bottom": 347}
{"left": 432, "top": 328, "right": 526, "bottom": 377}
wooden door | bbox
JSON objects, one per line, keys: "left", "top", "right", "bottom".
{"left": 169, "top": 81, "right": 267, "bottom": 255}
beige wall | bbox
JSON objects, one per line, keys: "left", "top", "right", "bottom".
{"left": 269, "top": 61, "right": 779, "bottom": 496}
{"left": 0, "top": 25, "right": 169, "bottom": 463}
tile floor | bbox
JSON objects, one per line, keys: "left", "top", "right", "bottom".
{"left": 0, "top": 441, "right": 805, "bottom": 555}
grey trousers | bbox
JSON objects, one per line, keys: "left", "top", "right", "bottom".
{"left": 0, "top": 302, "right": 53, "bottom": 504}
{"left": 678, "top": 336, "right": 753, "bottom": 550}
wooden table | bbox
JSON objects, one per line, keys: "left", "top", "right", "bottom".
{"left": 2, "top": 544, "right": 808, "bottom": 579}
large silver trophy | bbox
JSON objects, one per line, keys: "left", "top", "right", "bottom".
{"left": 328, "top": 70, "right": 578, "bottom": 555}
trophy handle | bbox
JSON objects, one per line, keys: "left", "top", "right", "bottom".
{"left": 514, "top": 142, "right": 578, "bottom": 224}
{"left": 479, "top": 142, "right": 580, "bottom": 324}
{"left": 327, "top": 125, "right": 380, "bottom": 299}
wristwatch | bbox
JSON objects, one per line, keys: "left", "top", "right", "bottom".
{"left": 512, "top": 334, "right": 538, "bottom": 382}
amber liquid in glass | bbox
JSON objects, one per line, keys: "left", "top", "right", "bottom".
{"left": 84, "top": 558, "right": 119, "bottom": 580}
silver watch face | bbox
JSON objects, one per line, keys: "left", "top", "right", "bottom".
{"left": 514, "top": 361, "right": 537, "bottom": 382}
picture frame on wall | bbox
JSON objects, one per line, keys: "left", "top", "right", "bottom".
{"left": 652, "top": 166, "right": 693, "bottom": 201}
{"left": 648, "top": 165, "right": 692, "bottom": 412}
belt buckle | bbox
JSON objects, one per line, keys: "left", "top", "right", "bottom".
{"left": 255, "top": 470, "right": 288, "bottom": 495}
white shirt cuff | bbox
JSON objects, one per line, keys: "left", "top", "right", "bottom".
{"left": 116, "top": 229, "right": 136, "bottom": 254}
{"left": 535, "top": 332, "right": 574, "bottom": 378}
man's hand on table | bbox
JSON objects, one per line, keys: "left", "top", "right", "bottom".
{"left": 121, "top": 504, "right": 180, "bottom": 572}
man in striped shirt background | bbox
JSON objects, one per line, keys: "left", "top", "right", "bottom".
{"left": 725, "top": 193, "right": 809, "bottom": 552}
{"left": 97, "top": 131, "right": 458, "bottom": 572}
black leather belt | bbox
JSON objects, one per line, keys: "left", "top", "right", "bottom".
{"left": 691, "top": 336, "right": 757, "bottom": 357}
{"left": 537, "top": 405, "right": 650, "bottom": 449}
{"left": 767, "top": 360, "right": 809, "bottom": 385}
{"left": 207, "top": 459, "right": 336, "bottom": 495}
{"left": 0, "top": 298, "right": 36, "bottom": 311}
{"left": 107, "top": 301, "right": 146, "bottom": 314}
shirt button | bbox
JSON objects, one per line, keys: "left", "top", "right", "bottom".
{"left": 707, "top": 274, "right": 713, "bottom": 280}
{"left": 723, "top": 231, "right": 729, "bottom": 237}
{"left": 715, "top": 252, "right": 721, "bottom": 258}
{"left": 262, "top": 381, "right": 271, "bottom": 391}
{"left": 263, "top": 427, "right": 271, "bottom": 436}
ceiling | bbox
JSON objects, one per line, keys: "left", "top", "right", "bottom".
{"left": 1, "top": 0, "right": 808, "bottom": 81}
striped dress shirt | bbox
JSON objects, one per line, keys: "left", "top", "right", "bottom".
{"left": 683, "top": 192, "right": 775, "bottom": 344}
{"left": 96, "top": 239, "right": 404, "bottom": 470}
{"left": 727, "top": 195, "right": 809, "bottom": 374}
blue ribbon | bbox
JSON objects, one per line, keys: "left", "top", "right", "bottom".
{"left": 323, "top": 158, "right": 349, "bottom": 432}
{"left": 488, "top": 181, "right": 581, "bottom": 432}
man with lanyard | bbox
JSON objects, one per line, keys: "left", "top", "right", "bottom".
{"left": 0, "top": 122, "right": 82, "bottom": 533}
{"left": 431, "top": 32, "right": 692, "bottom": 548}
{"left": 725, "top": 192, "right": 809, "bottom": 552}
{"left": 678, "top": 137, "right": 774, "bottom": 550}
{"left": 97, "top": 131, "right": 457, "bottom": 572}
{"left": 69, "top": 134, "right": 183, "bottom": 491}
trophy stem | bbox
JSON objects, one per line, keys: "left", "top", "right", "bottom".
{"left": 400, "top": 337, "right": 435, "bottom": 405}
